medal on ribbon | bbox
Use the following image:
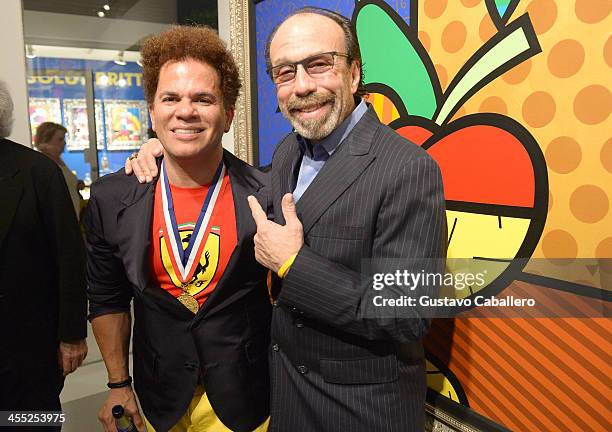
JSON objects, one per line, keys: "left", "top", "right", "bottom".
{"left": 160, "top": 160, "right": 225, "bottom": 313}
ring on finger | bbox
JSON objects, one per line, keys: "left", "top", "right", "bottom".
{"left": 128, "top": 152, "right": 139, "bottom": 161}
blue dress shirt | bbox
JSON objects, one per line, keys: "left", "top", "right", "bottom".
{"left": 293, "top": 99, "right": 368, "bottom": 202}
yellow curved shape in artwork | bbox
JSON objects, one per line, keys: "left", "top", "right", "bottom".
{"left": 367, "top": 92, "right": 401, "bottom": 125}
{"left": 426, "top": 360, "right": 462, "bottom": 403}
{"left": 446, "top": 210, "right": 531, "bottom": 297}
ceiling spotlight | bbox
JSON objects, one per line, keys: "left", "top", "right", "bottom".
{"left": 114, "top": 51, "right": 127, "bottom": 66}
{"left": 103, "top": 4, "right": 111, "bottom": 11}
{"left": 97, "top": 11, "right": 105, "bottom": 17}
{"left": 25, "top": 45, "right": 36, "bottom": 59}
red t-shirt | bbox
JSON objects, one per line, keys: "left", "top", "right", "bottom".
{"left": 150, "top": 171, "right": 237, "bottom": 308}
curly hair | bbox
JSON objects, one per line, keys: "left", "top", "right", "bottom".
{"left": 141, "top": 25, "right": 241, "bottom": 109}
{"left": 34, "top": 122, "right": 67, "bottom": 148}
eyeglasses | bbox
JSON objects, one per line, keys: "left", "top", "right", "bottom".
{"left": 268, "top": 51, "right": 350, "bottom": 84}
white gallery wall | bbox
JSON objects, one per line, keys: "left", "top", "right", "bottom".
{"left": 0, "top": 0, "right": 31, "bottom": 146}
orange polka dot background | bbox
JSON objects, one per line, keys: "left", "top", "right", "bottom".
{"left": 597, "top": 237, "right": 612, "bottom": 254}
{"left": 602, "top": 138, "right": 612, "bottom": 173}
{"left": 547, "top": 39, "right": 584, "bottom": 78}
{"left": 541, "top": 229, "right": 578, "bottom": 259}
{"left": 424, "top": 0, "right": 447, "bottom": 19}
{"left": 569, "top": 185, "right": 609, "bottom": 223}
{"left": 479, "top": 96, "right": 507, "bottom": 115}
{"left": 441, "top": 21, "right": 467, "bottom": 53}
{"left": 418, "top": 0, "right": 612, "bottom": 271}
{"left": 546, "top": 136, "right": 581, "bottom": 174}
{"left": 434, "top": 63, "right": 448, "bottom": 88}
{"left": 526, "top": 0, "right": 557, "bottom": 35}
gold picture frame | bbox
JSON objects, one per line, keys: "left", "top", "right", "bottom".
{"left": 228, "top": 0, "right": 256, "bottom": 164}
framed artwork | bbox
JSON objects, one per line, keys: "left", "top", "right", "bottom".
{"left": 63, "top": 99, "right": 104, "bottom": 151}
{"left": 230, "top": 1, "right": 494, "bottom": 430}
{"left": 29, "top": 97, "right": 61, "bottom": 146}
{"left": 226, "top": 1, "right": 611, "bottom": 432}
{"left": 104, "top": 100, "right": 149, "bottom": 150}
{"left": 228, "top": 0, "right": 257, "bottom": 164}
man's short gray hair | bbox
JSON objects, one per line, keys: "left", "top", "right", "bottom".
{"left": 0, "top": 80, "right": 14, "bottom": 138}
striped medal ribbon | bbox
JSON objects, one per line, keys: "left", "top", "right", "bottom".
{"left": 160, "top": 159, "right": 225, "bottom": 313}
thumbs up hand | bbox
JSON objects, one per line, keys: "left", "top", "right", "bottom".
{"left": 247, "top": 193, "right": 304, "bottom": 273}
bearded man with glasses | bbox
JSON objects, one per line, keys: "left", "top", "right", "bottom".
{"left": 127, "top": 7, "right": 446, "bottom": 431}
{"left": 250, "top": 9, "right": 446, "bottom": 431}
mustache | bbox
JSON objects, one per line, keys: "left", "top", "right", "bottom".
{"left": 286, "top": 93, "right": 335, "bottom": 111}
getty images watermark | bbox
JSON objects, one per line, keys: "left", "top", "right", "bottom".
{"left": 371, "top": 269, "right": 536, "bottom": 308}
{"left": 361, "top": 258, "right": 610, "bottom": 318}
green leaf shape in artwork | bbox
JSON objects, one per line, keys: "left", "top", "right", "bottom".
{"left": 354, "top": 2, "right": 441, "bottom": 119}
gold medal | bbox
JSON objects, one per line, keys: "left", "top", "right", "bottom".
{"left": 160, "top": 161, "right": 225, "bottom": 286}
{"left": 177, "top": 292, "right": 199, "bottom": 314}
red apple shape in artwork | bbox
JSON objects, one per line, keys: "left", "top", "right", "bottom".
{"left": 396, "top": 124, "right": 434, "bottom": 146}
{"left": 392, "top": 115, "right": 547, "bottom": 305}
{"left": 396, "top": 116, "right": 536, "bottom": 207}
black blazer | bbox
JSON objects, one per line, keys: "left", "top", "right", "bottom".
{"left": 85, "top": 150, "right": 271, "bottom": 432}
{"left": 268, "top": 107, "right": 447, "bottom": 432}
{"left": 0, "top": 138, "right": 87, "bottom": 407}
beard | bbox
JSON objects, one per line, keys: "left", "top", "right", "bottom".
{"left": 280, "top": 92, "right": 343, "bottom": 141}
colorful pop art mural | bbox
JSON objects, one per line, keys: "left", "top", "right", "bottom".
{"left": 255, "top": 1, "right": 611, "bottom": 430}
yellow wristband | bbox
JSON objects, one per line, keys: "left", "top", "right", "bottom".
{"left": 277, "top": 253, "right": 298, "bottom": 279}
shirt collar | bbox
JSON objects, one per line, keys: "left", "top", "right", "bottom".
{"left": 297, "top": 98, "right": 368, "bottom": 160}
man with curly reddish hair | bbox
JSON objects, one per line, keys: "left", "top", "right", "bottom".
{"left": 85, "top": 26, "right": 271, "bottom": 432}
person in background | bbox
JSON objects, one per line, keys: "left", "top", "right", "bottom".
{"left": 35, "top": 122, "right": 81, "bottom": 219}
{"left": 0, "top": 80, "right": 88, "bottom": 428}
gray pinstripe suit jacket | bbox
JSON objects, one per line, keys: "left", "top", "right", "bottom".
{"left": 267, "top": 107, "right": 447, "bottom": 431}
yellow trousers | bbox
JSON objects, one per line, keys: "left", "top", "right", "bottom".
{"left": 144, "top": 386, "right": 269, "bottom": 432}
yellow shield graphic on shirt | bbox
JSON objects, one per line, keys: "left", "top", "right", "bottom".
{"left": 160, "top": 229, "right": 220, "bottom": 296}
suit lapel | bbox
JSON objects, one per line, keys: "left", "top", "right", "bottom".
{"left": 273, "top": 136, "right": 301, "bottom": 225}
{"left": 0, "top": 168, "right": 22, "bottom": 250}
{"left": 223, "top": 151, "right": 264, "bottom": 248}
{"left": 295, "top": 107, "right": 379, "bottom": 235}
{"left": 196, "top": 151, "right": 264, "bottom": 318}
